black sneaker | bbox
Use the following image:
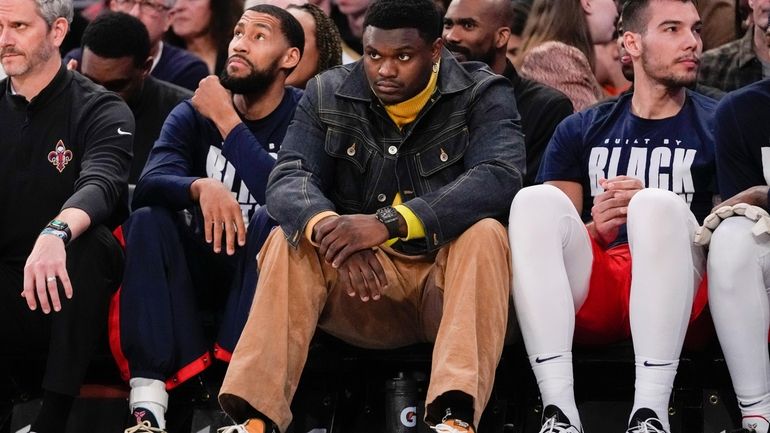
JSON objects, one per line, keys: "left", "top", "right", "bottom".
{"left": 124, "top": 407, "right": 167, "bottom": 433}
{"left": 626, "top": 408, "right": 667, "bottom": 433}
{"left": 539, "top": 405, "right": 581, "bottom": 433}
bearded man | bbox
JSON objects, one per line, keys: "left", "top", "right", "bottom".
{"left": 117, "top": 5, "right": 304, "bottom": 431}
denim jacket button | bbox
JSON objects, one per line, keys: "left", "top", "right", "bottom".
{"left": 346, "top": 143, "right": 356, "bottom": 156}
{"left": 439, "top": 148, "right": 448, "bottom": 162}
{"left": 388, "top": 145, "right": 398, "bottom": 155}
{"left": 377, "top": 193, "right": 387, "bottom": 202}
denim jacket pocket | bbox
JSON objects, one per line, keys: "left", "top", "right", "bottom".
{"left": 415, "top": 126, "right": 469, "bottom": 178}
{"left": 325, "top": 127, "right": 375, "bottom": 212}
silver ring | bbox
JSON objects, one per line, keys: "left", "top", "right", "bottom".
{"left": 46, "top": 276, "right": 56, "bottom": 282}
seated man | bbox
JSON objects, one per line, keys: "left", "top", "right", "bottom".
{"left": 77, "top": 12, "right": 192, "bottom": 184}
{"left": 65, "top": 0, "right": 209, "bottom": 91}
{"left": 217, "top": 0, "right": 525, "bottom": 432}
{"left": 509, "top": 1, "right": 714, "bottom": 432}
{"left": 704, "top": 71, "right": 770, "bottom": 433}
{"left": 118, "top": 5, "right": 304, "bottom": 431}
{"left": 442, "top": 0, "right": 573, "bottom": 186}
{"left": 0, "top": 0, "right": 132, "bottom": 431}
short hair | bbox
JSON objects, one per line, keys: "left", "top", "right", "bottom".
{"left": 81, "top": 12, "right": 150, "bottom": 68}
{"left": 621, "top": 0, "right": 697, "bottom": 34}
{"left": 286, "top": 4, "right": 342, "bottom": 74}
{"left": 363, "top": 0, "right": 443, "bottom": 44}
{"left": 244, "top": 4, "right": 305, "bottom": 59}
{"left": 35, "top": 0, "right": 74, "bottom": 26}
{"left": 510, "top": 0, "right": 531, "bottom": 36}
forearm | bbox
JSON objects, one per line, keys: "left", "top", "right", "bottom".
{"left": 53, "top": 207, "right": 91, "bottom": 240}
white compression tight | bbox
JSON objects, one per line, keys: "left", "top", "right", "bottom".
{"left": 709, "top": 217, "right": 770, "bottom": 433}
{"left": 509, "top": 185, "right": 705, "bottom": 431}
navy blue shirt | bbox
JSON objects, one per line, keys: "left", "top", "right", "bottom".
{"left": 714, "top": 79, "right": 770, "bottom": 209}
{"left": 132, "top": 87, "right": 303, "bottom": 224}
{"left": 537, "top": 91, "right": 717, "bottom": 244}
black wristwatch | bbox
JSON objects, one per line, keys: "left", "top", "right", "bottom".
{"left": 376, "top": 206, "right": 401, "bottom": 239}
{"left": 43, "top": 219, "right": 72, "bottom": 245}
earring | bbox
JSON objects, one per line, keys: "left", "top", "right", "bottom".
{"left": 432, "top": 62, "right": 439, "bottom": 73}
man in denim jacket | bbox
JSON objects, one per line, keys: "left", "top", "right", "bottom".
{"left": 217, "top": 0, "right": 525, "bottom": 432}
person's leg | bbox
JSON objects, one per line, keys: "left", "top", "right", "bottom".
{"left": 421, "top": 218, "right": 510, "bottom": 430}
{"left": 626, "top": 189, "right": 704, "bottom": 431}
{"left": 709, "top": 217, "right": 770, "bottom": 433}
{"left": 216, "top": 207, "right": 278, "bottom": 360}
{"left": 509, "top": 184, "right": 593, "bottom": 431}
{"left": 38, "top": 225, "right": 122, "bottom": 433}
{"left": 120, "top": 206, "right": 210, "bottom": 428}
{"left": 220, "top": 229, "right": 431, "bottom": 432}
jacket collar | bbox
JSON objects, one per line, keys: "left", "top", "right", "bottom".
{"left": 335, "top": 47, "right": 476, "bottom": 102}
{"left": 3, "top": 63, "right": 71, "bottom": 111}
{"left": 737, "top": 25, "right": 759, "bottom": 69}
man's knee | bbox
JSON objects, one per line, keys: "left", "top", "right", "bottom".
{"left": 710, "top": 217, "right": 764, "bottom": 296}
{"left": 126, "top": 206, "right": 177, "bottom": 232}
{"left": 510, "top": 184, "right": 572, "bottom": 224}
{"left": 456, "top": 218, "right": 507, "bottom": 249}
{"left": 628, "top": 188, "right": 685, "bottom": 219}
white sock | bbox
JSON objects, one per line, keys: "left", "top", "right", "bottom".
{"left": 631, "top": 357, "right": 678, "bottom": 431}
{"left": 738, "top": 392, "right": 770, "bottom": 433}
{"left": 530, "top": 352, "right": 581, "bottom": 430}
{"left": 129, "top": 377, "right": 168, "bottom": 429}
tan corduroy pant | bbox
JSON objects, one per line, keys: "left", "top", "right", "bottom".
{"left": 219, "top": 218, "right": 511, "bottom": 432}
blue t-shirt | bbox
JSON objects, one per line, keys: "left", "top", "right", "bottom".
{"left": 714, "top": 78, "right": 770, "bottom": 209}
{"left": 537, "top": 90, "right": 717, "bottom": 244}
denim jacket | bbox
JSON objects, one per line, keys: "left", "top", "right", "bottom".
{"left": 266, "top": 49, "right": 525, "bottom": 253}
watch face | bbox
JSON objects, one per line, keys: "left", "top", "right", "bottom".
{"left": 50, "top": 220, "right": 67, "bottom": 230}
{"left": 378, "top": 207, "right": 399, "bottom": 223}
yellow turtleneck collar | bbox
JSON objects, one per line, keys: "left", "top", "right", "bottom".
{"left": 383, "top": 59, "right": 440, "bottom": 130}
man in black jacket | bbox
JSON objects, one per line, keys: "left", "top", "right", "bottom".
{"left": 0, "top": 0, "right": 132, "bottom": 431}
{"left": 442, "top": 0, "right": 573, "bottom": 186}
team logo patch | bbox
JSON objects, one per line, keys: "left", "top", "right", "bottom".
{"left": 47, "top": 140, "right": 73, "bottom": 173}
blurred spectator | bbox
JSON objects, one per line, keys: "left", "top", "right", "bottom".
{"left": 699, "top": 0, "right": 770, "bottom": 91}
{"left": 697, "top": 0, "right": 737, "bottom": 51}
{"left": 594, "top": 38, "right": 630, "bottom": 96}
{"left": 506, "top": 0, "right": 530, "bottom": 64}
{"left": 167, "top": 0, "right": 244, "bottom": 74}
{"left": 286, "top": 3, "right": 342, "bottom": 88}
{"left": 330, "top": 0, "right": 370, "bottom": 58}
{"left": 443, "top": 0, "right": 573, "bottom": 186}
{"left": 77, "top": 12, "right": 192, "bottom": 184}
{"left": 517, "top": 0, "right": 617, "bottom": 111}
{"left": 65, "top": 0, "right": 209, "bottom": 91}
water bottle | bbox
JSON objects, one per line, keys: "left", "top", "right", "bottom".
{"left": 385, "top": 372, "right": 418, "bottom": 433}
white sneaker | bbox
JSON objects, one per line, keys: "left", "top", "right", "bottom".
{"left": 539, "top": 405, "right": 581, "bottom": 433}
{"left": 626, "top": 408, "right": 667, "bottom": 433}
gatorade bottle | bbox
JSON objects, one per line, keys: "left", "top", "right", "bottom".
{"left": 385, "top": 372, "right": 419, "bottom": 433}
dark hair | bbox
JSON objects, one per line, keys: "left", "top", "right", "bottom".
{"left": 621, "top": 0, "right": 697, "bottom": 34}
{"left": 210, "top": 0, "right": 245, "bottom": 51}
{"left": 510, "top": 0, "right": 531, "bottom": 36}
{"left": 246, "top": 4, "right": 305, "bottom": 58}
{"left": 517, "top": 0, "right": 594, "bottom": 69}
{"left": 363, "top": 0, "right": 442, "bottom": 43}
{"left": 286, "top": 3, "right": 342, "bottom": 74}
{"left": 165, "top": 0, "right": 244, "bottom": 59}
{"left": 80, "top": 12, "right": 150, "bottom": 67}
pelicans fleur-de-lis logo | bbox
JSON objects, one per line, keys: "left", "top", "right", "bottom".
{"left": 47, "top": 140, "right": 73, "bottom": 173}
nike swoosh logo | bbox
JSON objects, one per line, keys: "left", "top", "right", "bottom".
{"left": 643, "top": 361, "right": 673, "bottom": 367}
{"left": 739, "top": 400, "right": 762, "bottom": 408}
{"left": 117, "top": 127, "right": 132, "bottom": 136}
{"left": 535, "top": 355, "right": 562, "bottom": 363}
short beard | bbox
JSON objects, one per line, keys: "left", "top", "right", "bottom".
{"left": 219, "top": 55, "right": 281, "bottom": 96}
{"left": 1, "top": 40, "right": 55, "bottom": 77}
{"left": 641, "top": 50, "right": 697, "bottom": 89}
